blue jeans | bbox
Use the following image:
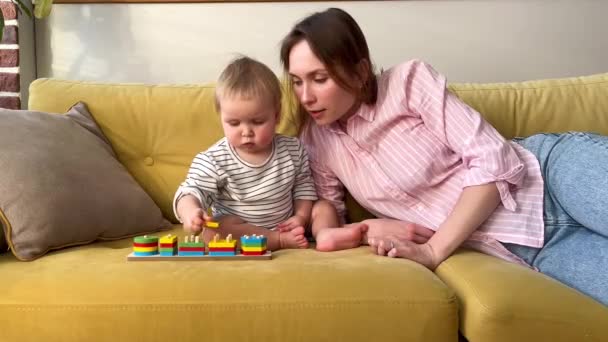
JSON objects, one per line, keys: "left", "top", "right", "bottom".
{"left": 505, "top": 132, "right": 608, "bottom": 306}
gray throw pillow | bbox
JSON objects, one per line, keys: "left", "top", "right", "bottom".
{"left": 0, "top": 102, "right": 171, "bottom": 261}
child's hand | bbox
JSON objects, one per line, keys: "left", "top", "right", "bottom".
{"left": 277, "top": 215, "right": 307, "bottom": 232}
{"left": 183, "top": 208, "right": 212, "bottom": 235}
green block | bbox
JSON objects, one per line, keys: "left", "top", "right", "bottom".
{"left": 134, "top": 235, "right": 159, "bottom": 244}
{"left": 179, "top": 242, "right": 205, "bottom": 248}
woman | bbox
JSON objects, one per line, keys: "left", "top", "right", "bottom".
{"left": 279, "top": 7, "right": 608, "bottom": 305}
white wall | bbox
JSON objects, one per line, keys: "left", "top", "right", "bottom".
{"left": 33, "top": 0, "right": 608, "bottom": 87}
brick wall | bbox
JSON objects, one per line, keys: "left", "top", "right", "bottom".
{"left": 1, "top": 0, "right": 20, "bottom": 109}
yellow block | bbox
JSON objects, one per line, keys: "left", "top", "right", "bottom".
{"left": 205, "top": 221, "right": 219, "bottom": 228}
{"left": 241, "top": 246, "right": 265, "bottom": 252}
{"left": 159, "top": 234, "right": 177, "bottom": 244}
{"left": 133, "top": 246, "right": 157, "bottom": 253}
{"left": 208, "top": 240, "right": 237, "bottom": 248}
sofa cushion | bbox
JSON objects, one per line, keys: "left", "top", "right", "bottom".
{"left": 0, "top": 103, "right": 171, "bottom": 261}
{"left": 27, "top": 80, "right": 299, "bottom": 223}
{"left": 449, "top": 72, "right": 608, "bottom": 138}
{"left": 436, "top": 250, "right": 608, "bottom": 341}
{"left": 0, "top": 225, "right": 458, "bottom": 341}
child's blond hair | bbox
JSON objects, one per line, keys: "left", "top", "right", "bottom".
{"left": 215, "top": 56, "right": 282, "bottom": 116}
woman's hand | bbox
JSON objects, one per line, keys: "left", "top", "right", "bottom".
{"left": 368, "top": 236, "right": 440, "bottom": 270}
{"left": 362, "top": 219, "right": 435, "bottom": 244}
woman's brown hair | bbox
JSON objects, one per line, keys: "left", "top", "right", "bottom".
{"left": 280, "top": 8, "right": 378, "bottom": 134}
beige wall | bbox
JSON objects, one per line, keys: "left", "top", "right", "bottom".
{"left": 30, "top": 0, "right": 608, "bottom": 90}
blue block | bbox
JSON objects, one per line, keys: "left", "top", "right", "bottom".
{"left": 159, "top": 251, "right": 175, "bottom": 256}
{"left": 178, "top": 251, "right": 205, "bottom": 256}
{"left": 241, "top": 236, "right": 268, "bottom": 244}
{"left": 208, "top": 252, "right": 236, "bottom": 256}
{"left": 133, "top": 251, "right": 157, "bottom": 256}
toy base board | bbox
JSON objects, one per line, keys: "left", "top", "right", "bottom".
{"left": 127, "top": 251, "right": 272, "bottom": 261}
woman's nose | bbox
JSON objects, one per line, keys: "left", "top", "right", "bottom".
{"left": 301, "top": 84, "right": 315, "bottom": 104}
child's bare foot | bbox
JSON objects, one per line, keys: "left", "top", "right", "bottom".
{"left": 278, "top": 226, "right": 309, "bottom": 249}
{"left": 315, "top": 223, "right": 368, "bottom": 252}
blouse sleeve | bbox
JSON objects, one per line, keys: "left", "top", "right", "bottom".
{"left": 402, "top": 60, "right": 525, "bottom": 211}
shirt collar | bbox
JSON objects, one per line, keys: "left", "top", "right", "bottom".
{"left": 325, "top": 102, "right": 375, "bottom": 134}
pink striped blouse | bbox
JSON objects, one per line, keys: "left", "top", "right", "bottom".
{"left": 301, "top": 60, "right": 545, "bottom": 266}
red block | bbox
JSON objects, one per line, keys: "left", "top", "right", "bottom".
{"left": 178, "top": 247, "right": 205, "bottom": 252}
{"left": 241, "top": 251, "right": 265, "bottom": 256}
{"left": 133, "top": 242, "right": 158, "bottom": 248}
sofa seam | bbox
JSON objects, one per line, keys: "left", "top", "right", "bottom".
{"left": 32, "top": 78, "right": 216, "bottom": 90}
{"left": 34, "top": 77, "right": 608, "bottom": 93}
{"left": 450, "top": 79, "right": 608, "bottom": 92}
{"left": 0, "top": 301, "right": 458, "bottom": 312}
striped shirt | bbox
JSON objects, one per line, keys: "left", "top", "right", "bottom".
{"left": 173, "top": 135, "right": 318, "bottom": 229}
{"left": 301, "top": 60, "right": 545, "bottom": 266}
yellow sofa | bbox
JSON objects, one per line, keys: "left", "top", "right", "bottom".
{"left": 1, "top": 73, "right": 607, "bottom": 342}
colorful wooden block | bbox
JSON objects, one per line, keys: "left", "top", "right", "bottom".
{"left": 178, "top": 235, "right": 205, "bottom": 256}
{"left": 133, "top": 251, "right": 157, "bottom": 257}
{"left": 240, "top": 234, "right": 267, "bottom": 246}
{"left": 207, "top": 234, "right": 237, "bottom": 255}
{"left": 132, "top": 235, "right": 159, "bottom": 255}
{"left": 241, "top": 251, "right": 266, "bottom": 256}
{"left": 208, "top": 251, "right": 238, "bottom": 256}
{"left": 133, "top": 246, "right": 158, "bottom": 253}
{"left": 158, "top": 234, "right": 178, "bottom": 256}
{"left": 205, "top": 221, "right": 219, "bottom": 228}
{"left": 159, "top": 234, "right": 178, "bottom": 244}
{"left": 134, "top": 236, "right": 159, "bottom": 244}
{"left": 241, "top": 246, "right": 265, "bottom": 252}
{"left": 208, "top": 234, "right": 237, "bottom": 249}
{"left": 240, "top": 234, "right": 268, "bottom": 255}
{"left": 127, "top": 233, "right": 271, "bottom": 260}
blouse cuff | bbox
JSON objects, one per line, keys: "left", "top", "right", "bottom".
{"left": 461, "top": 165, "right": 525, "bottom": 212}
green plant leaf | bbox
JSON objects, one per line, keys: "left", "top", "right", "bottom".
{"left": 13, "top": 0, "right": 33, "bottom": 19}
{"left": 34, "top": 0, "right": 53, "bottom": 19}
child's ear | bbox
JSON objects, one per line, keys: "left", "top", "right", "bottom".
{"left": 275, "top": 108, "right": 281, "bottom": 124}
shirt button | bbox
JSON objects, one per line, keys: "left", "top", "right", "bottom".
{"left": 144, "top": 157, "right": 154, "bottom": 166}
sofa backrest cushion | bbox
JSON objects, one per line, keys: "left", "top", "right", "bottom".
{"left": 28, "top": 73, "right": 608, "bottom": 223}
{"left": 448, "top": 72, "right": 608, "bottom": 138}
{"left": 0, "top": 102, "right": 172, "bottom": 260}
